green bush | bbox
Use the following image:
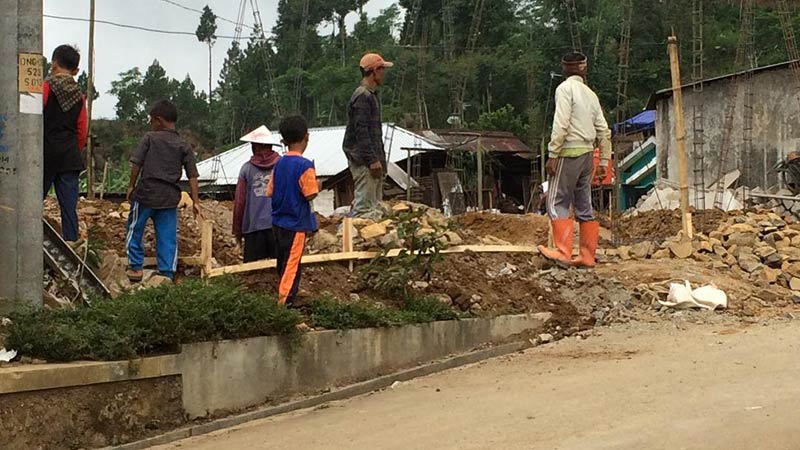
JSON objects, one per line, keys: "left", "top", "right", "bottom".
{"left": 309, "top": 296, "right": 461, "bottom": 330}
{"left": 358, "top": 208, "right": 447, "bottom": 298}
{"left": 6, "top": 277, "right": 301, "bottom": 362}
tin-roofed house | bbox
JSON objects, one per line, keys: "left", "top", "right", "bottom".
{"left": 192, "top": 124, "right": 441, "bottom": 216}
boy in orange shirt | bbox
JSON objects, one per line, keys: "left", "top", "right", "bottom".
{"left": 267, "top": 116, "right": 318, "bottom": 305}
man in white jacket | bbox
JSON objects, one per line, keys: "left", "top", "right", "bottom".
{"left": 538, "top": 52, "right": 612, "bottom": 268}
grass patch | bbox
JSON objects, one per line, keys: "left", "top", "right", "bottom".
{"left": 6, "top": 277, "right": 302, "bottom": 362}
{"left": 309, "top": 295, "right": 462, "bottom": 330}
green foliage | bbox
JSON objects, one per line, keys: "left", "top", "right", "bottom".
{"left": 358, "top": 208, "right": 447, "bottom": 298}
{"left": 195, "top": 5, "right": 218, "bottom": 45}
{"left": 77, "top": 72, "right": 99, "bottom": 101}
{"left": 108, "top": 61, "right": 212, "bottom": 145}
{"left": 100, "top": 0, "right": 800, "bottom": 157}
{"left": 6, "top": 277, "right": 302, "bottom": 362}
{"left": 471, "top": 104, "right": 528, "bottom": 138}
{"left": 309, "top": 295, "right": 460, "bottom": 330}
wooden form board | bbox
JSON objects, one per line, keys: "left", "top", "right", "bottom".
{"left": 116, "top": 219, "right": 214, "bottom": 273}
{"left": 118, "top": 256, "right": 203, "bottom": 267}
{"left": 207, "top": 245, "right": 537, "bottom": 278}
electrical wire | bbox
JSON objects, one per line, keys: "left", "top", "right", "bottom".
{"left": 158, "top": 0, "right": 254, "bottom": 30}
{"left": 43, "top": 13, "right": 241, "bottom": 39}
{"left": 43, "top": 14, "right": 670, "bottom": 53}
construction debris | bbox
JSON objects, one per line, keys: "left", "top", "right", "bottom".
{"left": 631, "top": 176, "right": 743, "bottom": 214}
{"left": 660, "top": 280, "right": 727, "bottom": 310}
{"left": 602, "top": 209, "right": 799, "bottom": 302}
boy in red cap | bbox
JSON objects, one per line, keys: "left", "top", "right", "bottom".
{"left": 342, "top": 52, "right": 393, "bottom": 219}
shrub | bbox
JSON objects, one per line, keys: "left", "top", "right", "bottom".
{"left": 6, "top": 277, "right": 301, "bottom": 362}
{"left": 309, "top": 295, "right": 461, "bottom": 330}
{"left": 358, "top": 208, "right": 447, "bottom": 298}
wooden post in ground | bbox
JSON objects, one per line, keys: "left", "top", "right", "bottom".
{"left": 99, "top": 161, "right": 108, "bottom": 199}
{"left": 667, "top": 35, "right": 694, "bottom": 239}
{"left": 343, "top": 217, "right": 354, "bottom": 273}
{"left": 477, "top": 136, "right": 484, "bottom": 210}
{"left": 200, "top": 219, "right": 214, "bottom": 276}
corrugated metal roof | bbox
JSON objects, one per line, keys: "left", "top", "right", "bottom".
{"left": 420, "top": 130, "right": 534, "bottom": 154}
{"left": 193, "top": 124, "right": 443, "bottom": 185}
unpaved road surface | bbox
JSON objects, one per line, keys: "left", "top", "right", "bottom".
{"left": 155, "top": 320, "right": 800, "bottom": 450}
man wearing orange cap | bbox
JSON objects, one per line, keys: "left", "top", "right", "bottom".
{"left": 538, "top": 52, "right": 612, "bottom": 268}
{"left": 342, "top": 52, "right": 394, "bottom": 219}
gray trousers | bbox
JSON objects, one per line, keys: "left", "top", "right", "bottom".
{"left": 547, "top": 152, "right": 594, "bottom": 222}
{"left": 349, "top": 160, "right": 384, "bottom": 219}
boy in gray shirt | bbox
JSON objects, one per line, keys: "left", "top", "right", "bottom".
{"left": 126, "top": 100, "right": 202, "bottom": 281}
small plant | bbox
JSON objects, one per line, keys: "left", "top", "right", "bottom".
{"left": 358, "top": 208, "right": 447, "bottom": 298}
{"left": 309, "top": 295, "right": 461, "bottom": 330}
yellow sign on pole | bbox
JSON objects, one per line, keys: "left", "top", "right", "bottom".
{"left": 18, "top": 53, "right": 43, "bottom": 94}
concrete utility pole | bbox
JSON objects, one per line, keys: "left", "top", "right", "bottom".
{"left": 0, "top": 0, "right": 44, "bottom": 312}
{"left": 667, "top": 35, "right": 694, "bottom": 239}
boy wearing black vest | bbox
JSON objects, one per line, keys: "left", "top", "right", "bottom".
{"left": 266, "top": 116, "right": 319, "bottom": 306}
{"left": 43, "top": 45, "right": 87, "bottom": 242}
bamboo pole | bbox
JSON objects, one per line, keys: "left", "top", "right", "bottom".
{"left": 86, "top": 0, "right": 96, "bottom": 199}
{"left": 667, "top": 35, "right": 694, "bottom": 239}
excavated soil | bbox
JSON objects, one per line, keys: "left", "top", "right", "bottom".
{"left": 457, "top": 212, "right": 550, "bottom": 246}
{"left": 601, "top": 209, "right": 728, "bottom": 244}
{"left": 44, "top": 198, "right": 241, "bottom": 266}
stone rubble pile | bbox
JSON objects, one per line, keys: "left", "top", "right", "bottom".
{"left": 308, "top": 202, "right": 511, "bottom": 254}
{"left": 601, "top": 209, "right": 798, "bottom": 300}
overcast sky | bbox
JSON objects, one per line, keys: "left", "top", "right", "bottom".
{"left": 43, "top": 0, "right": 399, "bottom": 119}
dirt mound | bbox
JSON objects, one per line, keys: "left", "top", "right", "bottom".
{"left": 44, "top": 198, "right": 240, "bottom": 267}
{"left": 603, "top": 209, "right": 728, "bottom": 244}
{"left": 242, "top": 253, "right": 591, "bottom": 333}
{"left": 457, "top": 212, "right": 549, "bottom": 246}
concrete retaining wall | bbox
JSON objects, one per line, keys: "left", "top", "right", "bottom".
{"left": 0, "top": 313, "right": 551, "bottom": 431}
{"left": 179, "top": 313, "right": 551, "bottom": 418}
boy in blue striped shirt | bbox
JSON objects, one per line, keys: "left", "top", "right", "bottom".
{"left": 266, "top": 116, "right": 319, "bottom": 305}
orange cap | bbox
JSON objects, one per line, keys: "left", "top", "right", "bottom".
{"left": 359, "top": 53, "right": 394, "bottom": 71}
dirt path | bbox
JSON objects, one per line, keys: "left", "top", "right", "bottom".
{"left": 154, "top": 319, "right": 800, "bottom": 450}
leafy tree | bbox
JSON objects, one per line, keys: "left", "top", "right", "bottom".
{"left": 109, "top": 67, "right": 144, "bottom": 122}
{"left": 471, "top": 104, "right": 528, "bottom": 139}
{"left": 140, "top": 60, "right": 174, "bottom": 110}
{"left": 77, "top": 72, "right": 100, "bottom": 101}
{"left": 196, "top": 5, "right": 218, "bottom": 103}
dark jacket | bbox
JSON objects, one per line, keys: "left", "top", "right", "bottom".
{"left": 43, "top": 77, "right": 87, "bottom": 177}
{"left": 342, "top": 84, "right": 385, "bottom": 167}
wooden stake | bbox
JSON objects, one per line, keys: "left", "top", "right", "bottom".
{"left": 200, "top": 219, "right": 214, "bottom": 276}
{"left": 477, "top": 136, "right": 484, "bottom": 210}
{"left": 343, "top": 217, "right": 354, "bottom": 273}
{"left": 99, "top": 160, "right": 108, "bottom": 200}
{"left": 667, "top": 35, "right": 694, "bottom": 239}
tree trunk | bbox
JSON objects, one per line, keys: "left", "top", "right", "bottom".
{"left": 339, "top": 14, "right": 347, "bottom": 67}
{"left": 208, "top": 43, "right": 213, "bottom": 104}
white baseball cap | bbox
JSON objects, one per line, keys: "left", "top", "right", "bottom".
{"left": 240, "top": 125, "right": 282, "bottom": 146}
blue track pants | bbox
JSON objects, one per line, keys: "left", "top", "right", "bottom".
{"left": 126, "top": 201, "right": 178, "bottom": 279}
